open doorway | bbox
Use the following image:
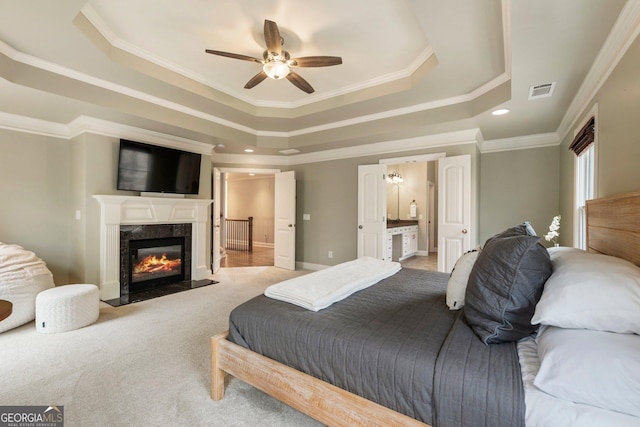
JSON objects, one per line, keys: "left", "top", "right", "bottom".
{"left": 220, "top": 172, "right": 275, "bottom": 268}
{"left": 384, "top": 160, "right": 439, "bottom": 271}
{"left": 363, "top": 152, "right": 474, "bottom": 272}
{"left": 211, "top": 167, "right": 296, "bottom": 272}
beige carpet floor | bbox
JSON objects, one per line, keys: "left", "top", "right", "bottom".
{"left": 0, "top": 267, "right": 323, "bottom": 427}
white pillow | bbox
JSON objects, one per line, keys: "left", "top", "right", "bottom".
{"left": 534, "top": 326, "right": 640, "bottom": 417}
{"left": 446, "top": 249, "right": 480, "bottom": 310}
{"left": 531, "top": 247, "right": 640, "bottom": 334}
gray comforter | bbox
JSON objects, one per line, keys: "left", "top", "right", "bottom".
{"left": 228, "top": 268, "right": 525, "bottom": 426}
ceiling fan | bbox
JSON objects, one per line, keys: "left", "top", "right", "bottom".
{"left": 205, "top": 19, "right": 342, "bottom": 94}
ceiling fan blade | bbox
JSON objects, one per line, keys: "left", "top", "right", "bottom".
{"left": 264, "top": 20, "right": 282, "bottom": 56}
{"left": 244, "top": 71, "right": 268, "bottom": 89}
{"left": 290, "top": 56, "right": 342, "bottom": 67}
{"left": 286, "top": 71, "right": 314, "bottom": 94}
{"left": 205, "top": 49, "right": 262, "bottom": 63}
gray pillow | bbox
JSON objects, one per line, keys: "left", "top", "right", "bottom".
{"left": 464, "top": 234, "right": 551, "bottom": 344}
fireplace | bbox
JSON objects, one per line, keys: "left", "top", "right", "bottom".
{"left": 93, "top": 195, "right": 213, "bottom": 301}
{"left": 120, "top": 224, "right": 192, "bottom": 295}
{"left": 129, "top": 237, "right": 185, "bottom": 292}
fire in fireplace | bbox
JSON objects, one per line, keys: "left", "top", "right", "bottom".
{"left": 129, "top": 237, "right": 185, "bottom": 292}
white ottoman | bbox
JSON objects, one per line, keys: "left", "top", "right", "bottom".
{"left": 36, "top": 284, "right": 99, "bottom": 333}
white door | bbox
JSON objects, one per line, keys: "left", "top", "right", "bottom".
{"left": 438, "top": 155, "right": 472, "bottom": 273}
{"left": 357, "top": 164, "right": 386, "bottom": 259}
{"left": 212, "top": 167, "right": 221, "bottom": 273}
{"left": 274, "top": 171, "right": 296, "bottom": 270}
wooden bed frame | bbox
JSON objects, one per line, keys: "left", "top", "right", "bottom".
{"left": 210, "top": 192, "right": 640, "bottom": 427}
{"left": 211, "top": 331, "right": 428, "bottom": 426}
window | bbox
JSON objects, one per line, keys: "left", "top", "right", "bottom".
{"left": 575, "top": 144, "right": 595, "bottom": 249}
{"left": 571, "top": 114, "right": 597, "bottom": 250}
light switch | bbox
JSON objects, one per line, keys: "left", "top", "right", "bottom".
{"left": 303, "top": 213, "right": 311, "bottom": 221}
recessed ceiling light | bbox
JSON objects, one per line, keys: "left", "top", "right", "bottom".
{"left": 244, "top": 148, "right": 254, "bottom": 153}
{"left": 492, "top": 108, "right": 510, "bottom": 116}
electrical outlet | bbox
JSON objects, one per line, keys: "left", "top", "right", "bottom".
{"left": 328, "top": 250, "right": 333, "bottom": 259}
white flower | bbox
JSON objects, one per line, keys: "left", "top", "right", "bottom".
{"left": 544, "top": 215, "right": 561, "bottom": 244}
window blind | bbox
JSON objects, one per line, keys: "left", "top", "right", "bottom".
{"left": 569, "top": 116, "right": 595, "bottom": 156}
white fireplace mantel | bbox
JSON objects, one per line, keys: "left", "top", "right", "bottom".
{"left": 93, "top": 195, "right": 213, "bottom": 300}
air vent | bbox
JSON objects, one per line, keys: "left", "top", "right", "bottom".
{"left": 528, "top": 82, "right": 556, "bottom": 100}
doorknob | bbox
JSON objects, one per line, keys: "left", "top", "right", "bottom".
{"left": 358, "top": 225, "right": 363, "bottom": 229}
{"left": 288, "top": 224, "right": 293, "bottom": 227}
{"left": 462, "top": 229, "right": 468, "bottom": 234}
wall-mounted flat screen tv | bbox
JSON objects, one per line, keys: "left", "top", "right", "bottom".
{"left": 117, "top": 139, "right": 202, "bottom": 195}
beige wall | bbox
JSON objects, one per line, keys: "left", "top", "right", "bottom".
{"left": 558, "top": 32, "right": 640, "bottom": 245}
{"left": 479, "top": 146, "right": 560, "bottom": 244}
{"left": 0, "top": 129, "right": 71, "bottom": 283}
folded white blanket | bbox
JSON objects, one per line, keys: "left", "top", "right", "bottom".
{"left": 264, "top": 256, "right": 401, "bottom": 311}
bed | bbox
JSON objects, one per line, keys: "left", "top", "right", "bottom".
{"left": 210, "top": 192, "right": 640, "bottom": 426}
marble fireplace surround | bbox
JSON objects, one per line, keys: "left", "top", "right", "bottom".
{"left": 94, "top": 195, "right": 213, "bottom": 300}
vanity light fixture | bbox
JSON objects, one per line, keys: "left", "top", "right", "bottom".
{"left": 386, "top": 171, "right": 403, "bottom": 183}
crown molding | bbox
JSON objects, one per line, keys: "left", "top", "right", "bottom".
{"left": 0, "top": 37, "right": 257, "bottom": 137}
{"left": 555, "top": 0, "right": 640, "bottom": 141}
{"left": 215, "top": 129, "right": 482, "bottom": 166}
{"left": 0, "top": 112, "right": 213, "bottom": 155}
{"left": 479, "top": 132, "right": 560, "bottom": 153}
{"left": 1, "top": 108, "right": 562, "bottom": 161}
{"left": 0, "top": 111, "right": 69, "bottom": 139}
{"left": 2, "top": 35, "right": 507, "bottom": 143}
{"left": 256, "top": 72, "right": 510, "bottom": 140}
{"left": 68, "top": 116, "right": 214, "bottom": 155}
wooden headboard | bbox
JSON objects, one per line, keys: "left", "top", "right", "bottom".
{"left": 586, "top": 192, "right": 640, "bottom": 267}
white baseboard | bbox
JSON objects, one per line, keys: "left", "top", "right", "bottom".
{"left": 296, "top": 261, "right": 329, "bottom": 271}
{"left": 253, "top": 242, "right": 274, "bottom": 248}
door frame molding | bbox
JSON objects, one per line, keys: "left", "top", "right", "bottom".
{"left": 375, "top": 151, "right": 477, "bottom": 273}
{"left": 213, "top": 166, "right": 282, "bottom": 269}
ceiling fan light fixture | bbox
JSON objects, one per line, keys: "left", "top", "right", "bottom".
{"left": 263, "top": 60, "right": 290, "bottom": 80}
{"left": 205, "top": 20, "right": 341, "bottom": 93}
